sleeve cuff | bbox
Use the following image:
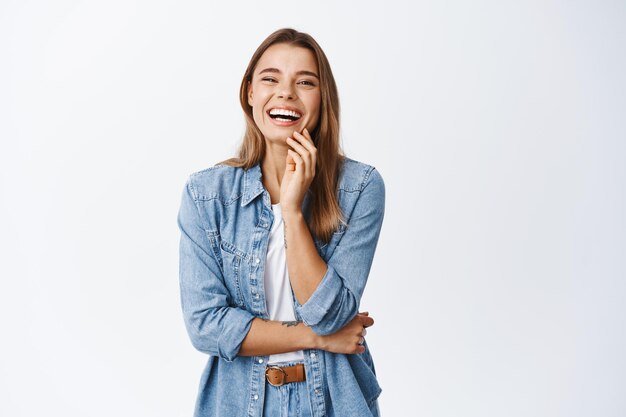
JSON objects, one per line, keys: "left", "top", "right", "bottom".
{"left": 295, "top": 263, "right": 343, "bottom": 327}
{"left": 217, "top": 307, "right": 256, "bottom": 362}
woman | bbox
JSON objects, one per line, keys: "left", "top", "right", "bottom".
{"left": 178, "top": 28, "right": 385, "bottom": 417}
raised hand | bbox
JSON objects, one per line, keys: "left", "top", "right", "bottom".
{"left": 280, "top": 127, "right": 317, "bottom": 216}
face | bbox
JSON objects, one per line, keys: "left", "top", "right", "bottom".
{"left": 247, "top": 43, "right": 321, "bottom": 143}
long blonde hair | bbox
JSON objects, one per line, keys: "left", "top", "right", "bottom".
{"left": 219, "top": 28, "right": 345, "bottom": 244}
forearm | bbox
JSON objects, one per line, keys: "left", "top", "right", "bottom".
{"left": 282, "top": 210, "right": 328, "bottom": 305}
{"left": 238, "top": 317, "right": 321, "bottom": 357}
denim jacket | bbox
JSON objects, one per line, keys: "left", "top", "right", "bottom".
{"left": 177, "top": 156, "right": 385, "bottom": 417}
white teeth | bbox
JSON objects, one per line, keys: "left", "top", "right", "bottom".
{"left": 269, "top": 108, "right": 302, "bottom": 118}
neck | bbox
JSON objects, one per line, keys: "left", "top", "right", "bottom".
{"left": 261, "top": 138, "right": 289, "bottom": 204}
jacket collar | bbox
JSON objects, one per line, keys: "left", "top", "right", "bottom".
{"left": 241, "top": 162, "right": 265, "bottom": 207}
{"left": 240, "top": 161, "right": 313, "bottom": 209}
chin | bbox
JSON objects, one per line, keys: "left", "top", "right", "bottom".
{"left": 260, "top": 131, "right": 288, "bottom": 143}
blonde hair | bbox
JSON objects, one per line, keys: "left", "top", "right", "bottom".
{"left": 219, "top": 27, "right": 345, "bottom": 244}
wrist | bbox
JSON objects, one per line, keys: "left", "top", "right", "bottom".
{"left": 282, "top": 207, "right": 303, "bottom": 222}
{"left": 303, "top": 323, "right": 323, "bottom": 350}
{"left": 315, "top": 334, "right": 327, "bottom": 351}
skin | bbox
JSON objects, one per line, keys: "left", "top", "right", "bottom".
{"left": 237, "top": 43, "right": 373, "bottom": 356}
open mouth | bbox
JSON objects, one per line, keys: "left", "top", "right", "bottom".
{"left": 267, "top": 108, "right": 303, "bottom": 123}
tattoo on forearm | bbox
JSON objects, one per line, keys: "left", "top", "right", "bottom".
{"left": 283, "top": 223, "right": 288, "bottom": 249}
{"left": 281, "top": 320, "right": 301, "bottom": 327}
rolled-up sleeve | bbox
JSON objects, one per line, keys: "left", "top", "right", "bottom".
{"left": 178, "top": 177, "right": 255, "bottom": 361}
{"left": 294, "top": 167, "right": 386, "bottom": 336}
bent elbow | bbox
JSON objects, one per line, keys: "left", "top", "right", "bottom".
{"left": 303, "top": 288, "right": 360, "bottom": 336}
{"left": 184, "top": 312, "right": 220, "bottom": 356}
{"left": 182, "top": 305, "right": 255, "bottom": 362}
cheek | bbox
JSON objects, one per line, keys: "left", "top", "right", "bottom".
{"left": 305, "top": 95, "right": 321, "bottom": 117}
{"left": 253, "top": 104, "right": 263, "bottom": 117}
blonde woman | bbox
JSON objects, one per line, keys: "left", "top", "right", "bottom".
{"left": 178, "top": 27, "right": 385, "bottom": 417}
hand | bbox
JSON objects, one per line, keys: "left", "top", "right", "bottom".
{"left": 317, "top": 312, "right": 374, "bottom": 354}
{"left": 280, "top": 128, "right": 317, "bottom": 216}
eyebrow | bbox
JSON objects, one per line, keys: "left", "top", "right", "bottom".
{"left": 258, "top": 67, "right": 320, "bottom": 80}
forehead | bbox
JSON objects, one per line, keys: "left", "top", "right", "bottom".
{"left": 255, "top": 43, "right": 318, "bottom": 73}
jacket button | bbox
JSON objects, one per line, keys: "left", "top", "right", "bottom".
{"left": 255, "top": 258, "right": 260, "bottom": 264}
{"left": 310, "top": 352, "right": 316, "bottom": 358}
{"left": 253, "top": 394, "right": 259, "bottom": 400}
{"left": 258, "top": 358, "right": 264, "bottom": 364}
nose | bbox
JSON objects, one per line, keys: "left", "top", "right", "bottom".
{"left": 277, "top": 83, "right": 295, "bottom": 99}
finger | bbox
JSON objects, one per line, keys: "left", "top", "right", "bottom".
{"left": 286, "top": 149, "right": 304, "bottom": 173}
{"left": 286, "top": 137, "right": 311, "bottom": 173}
{"left": 359, "top": 313, "right": 373, "bottom": 322}
{"left": 285, "top": 152, "right": 297, "bottom": 172}
{"left": 288, "top": 134, "right": 314, "bottom": 177}
{"left": 302, "top": 127, "right": 314, "bottom": 144}
{"left": 287, "top": 135, "right": 310, "bottom": 153}
{"left": 293, "top": 130, "right": 316, "bottom": 149}
{"left": 295, "top": 130, "right": 317, "bottom": 175}
{"left": 360, "top": 316, "right": 374, "bottom": 328}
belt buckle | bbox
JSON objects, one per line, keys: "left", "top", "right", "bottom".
{"left": 265, "top": 365, "right": 287, "bottom": 387}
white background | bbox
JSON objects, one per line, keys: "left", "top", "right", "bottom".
{"left": 1, "top": 1, "right": 625, "bottom": 416}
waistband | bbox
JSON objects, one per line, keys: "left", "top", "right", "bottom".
{"left": 265, "top": 361, "right": 306, "bottom": 387}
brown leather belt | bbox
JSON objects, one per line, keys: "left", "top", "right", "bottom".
{"left": 265, "top": 363, "right": 306, "bottom": 387}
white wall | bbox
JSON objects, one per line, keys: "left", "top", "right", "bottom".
{"left": 1, "top": 1, "right": 624, "bottom": 416}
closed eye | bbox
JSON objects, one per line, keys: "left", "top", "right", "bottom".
{"left": 261, "top": 77, "right": 316, "bottom": 87}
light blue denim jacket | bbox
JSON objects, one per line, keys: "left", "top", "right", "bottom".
{"left": 177, "top": 156, "right": 385, "bottom": 417}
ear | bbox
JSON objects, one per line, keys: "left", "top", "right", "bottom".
{"left": 247, "top": 81, "right": 253, "bottom": 106}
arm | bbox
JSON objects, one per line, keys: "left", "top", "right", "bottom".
{"left": 282, "top": 210, "right": 327, "bottom": 305}
{"left": 238, "top": 318, "right": 316, "bottom": 356}
{"left": 286, "top": 168, "right": 386, "bottom": 337}
{"left": 178, "top": 177, "right": 258, "bottom": 362}
{"left": 239, "top": 313, "right": 376, "bottom": 356}
{"left": 180, "top": 177, "right": 325, "bottom": 358}
{"left": 179, "top": 176, "right": 375, "bottom": 359}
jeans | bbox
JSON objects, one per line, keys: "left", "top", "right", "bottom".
{"left": 263, "top": 361, "right": 313, "bottom": 417}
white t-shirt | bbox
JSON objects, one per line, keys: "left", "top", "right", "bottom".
{"left": 264, "top": 203, "right": 305, "bottom": 364}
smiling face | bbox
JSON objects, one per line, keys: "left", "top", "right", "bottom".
{"left": 247, "top": 43, "right": 321, "bottom": 143}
